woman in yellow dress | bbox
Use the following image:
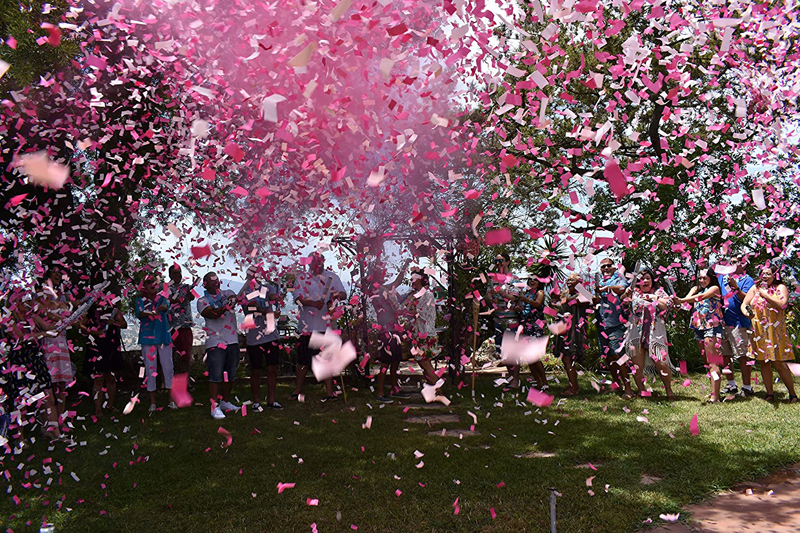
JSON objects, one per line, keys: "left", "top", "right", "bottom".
{"left": 741, "top": 264, "right": 797, "bottom": 403}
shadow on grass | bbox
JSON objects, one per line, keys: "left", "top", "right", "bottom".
{"left": 2, "top": 375, "right": 799, "bottom": 533}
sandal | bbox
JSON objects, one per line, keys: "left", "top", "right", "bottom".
{"left": 288, "top": 393, "right": 300, "bottom": 401}
{"left": 562, "top": 389, "right": 578, "bottom": 397}
{"left": 788, "top": 395, "right": 798, "bottom": 404}
{"left": 764, "top": 394, "right": 775, "bottom": 402}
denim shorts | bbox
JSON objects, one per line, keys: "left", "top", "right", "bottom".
{"left": 694, "top": 326, "right": 724, "bottom": 342}
{"left": 206, "top": 344, "right": 240, "bottom": 383}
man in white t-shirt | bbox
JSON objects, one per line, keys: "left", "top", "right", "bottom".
{"left": 197, "top": 272, "right": 241, "bottom": 419}
{"left": 291, "top": 253, "right": 346, "bottom": 402}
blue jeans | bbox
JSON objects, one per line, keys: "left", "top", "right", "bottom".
{"left": 206, "top": 344, "right": 239, "bottom": 383}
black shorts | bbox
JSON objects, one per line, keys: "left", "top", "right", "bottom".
{"left": 247, "top": 341, "right": 280, "bottom": 370}
{"left": 296, "top": 334, "right": 318, "bottom": 367}
{"left": 377, "top": 331, "right": 403, "bottom": 364}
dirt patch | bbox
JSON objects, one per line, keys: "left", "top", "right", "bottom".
{"left": 645, "top": 463, "right": 800, "bottom": 533}
{"left": 402, "top": 404, "right": 447, "bottom": 410}
{"left": 405, "top": 414, "right": 460, "bottom": 424}
{"left": 517, "top": 451, "right": 557, "bottom": 459}
{"left": 641, "top": 474, "right": 664, "bottom": 485}
{"left": 427, "top": 429, "right": 480, "bottom": 437}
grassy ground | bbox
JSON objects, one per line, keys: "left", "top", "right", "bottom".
{"left": 2, "top": 370, "right": 799, "bottom": 533}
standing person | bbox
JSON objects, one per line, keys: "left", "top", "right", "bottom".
{"left": 81, "top": 300, "right": 127, "bottom": 419}
{"left": 675, "top": 268, "right": 725, "bottom": 403}
{"left": 552, "top": 273, "right": 590, "bottom": 396}
{"left": 403, "top": 270, "right": 440, "bottom": 386}
{"left": 135, "top": 276, "right": 177, "bottom": 413}
{"left": 37, "top": 267, "right": 73, "bottom": 416}
{"left": 197, "top": 272, "right": 241, "bottom": 419}
{"left": 624, "top": 268, "right": 675, "bottom": 400}
{"left": 291, "top": 253, "right": 347, "bottom": 402}
{"left": 485, "top": 252, "right": 523, "bottom": 389}
{"left": 3, "top": 290, "right": 61, "bottom": 442}
{"left": 168, "top": 265, "right": 197, "bottom": 376}
{"left": 741, "top": 264, "right": 797, "bottom": 403}
{"left": 595, "top": 259, "right": 631, "bottom": 398}
{"left": 367, "top": 257, "right": 411, "bottom": 403}
{"left": 241, "top": 265, "right": 283, "bottom": 411}
{"left": 717, "top": 258, "right": 756, "bottom": 397}
{"left": 517, "top": 277, "right": 549, "bottom": 391}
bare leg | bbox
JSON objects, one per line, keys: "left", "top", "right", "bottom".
{"left": 56, "top": 384, "right": 67, "bottom": 416}
{"left": 209, "top": 382, "right": 220, "bottom": 406}
{"left": 508, "top": 365, "right": 521, "bottom": 388}
{"left": 266, "top": 366, "right": 277, "bottom": 404}
{"left": 43, "top": 389, "right": 60, "bottom": 440}
{"left": 562, "top": 357, "right": 579, "bottom": 394}
{"left": 92, "top": 376, "right": 104, "bottom": 418}
{"left": 705, "top": 338, "right": 722, "bottom": 401}
{"left": 773, "top": 361, "right": 797, "bottom": 397}
{"left": 418, "top": 359, "right": 439, "bottom": 385}
{"left": 530, "top": 361, "right": 548, "bottom": 389}
{"left": 149, "top": 390, "right": 157, "bottom": 407}
{"left": 324, "top": 378, "right": 334, "bottom": 397}
{"left": 376, "top": 364, "right": 389, "bottom": 397}
{"left": 250, "top": 368, "right": 261, "bottom": 404}
{"left": 761, "top": 361, "right": 774, "bottom": 396}
{"left": 293, "top": 365, "right": 308, "bottom": 396}
{"left": 741, "top": 358, "right": 753, "bottom": 387}
{"left": 221, "top": 381, "right": 232, "bottom": 402}
{"left": 105, "top": 373, "right": 117, "bottom": 412}
{"left": 631, "top": 348, "right": 646, "bottom": 395}
{"left": 654, "top": 360, "right": 674, "bottom": 399}
{"left": 615, "top": 360, "right": 633, "bottom": 398}
{"left": 389, "top": 362, "right": 400, "bottom": 393}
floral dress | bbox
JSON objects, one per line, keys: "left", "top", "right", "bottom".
{"left": 625, "top": 288, "right": 672, "bottom": 363}
{"left": 521, "top": 290, "right": 545, "bottom": 338}
{"left": 404, "top": 288, "right": 438, "bottom": 361}
{"left": 690, "top": 295, "right": 724, "bottom": 334}
{"left": 749, "top": 286, "right": 794, "bottom": 362}
{"left": 38, "top": 289, "right": 74, "bottom": 384}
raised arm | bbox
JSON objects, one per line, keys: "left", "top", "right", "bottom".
{"left": 386, "top": 259, "right": 412, "bottom": 290}
{"left": 740, "top": 286, "right": 756, "bottom": 317}
{"left": 758, "top": 284, "right": 789, "bottom": 310}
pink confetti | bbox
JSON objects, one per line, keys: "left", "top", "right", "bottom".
{"left": 218, "top": 427, "right": 233, "bottom": 447}
{"left": 690, "top": 414, "right": 699, "bottom": 436}
{"left": 526, "top": 387, "right": 554, "bottom": 407}
{"left": 277, "top": 482, "right": 295, "bottom": 494}
{"left": 170, "top": 373, "right": 193, "bottom": 408}
{"left": 484, "top": 228, "right": 512, "bottom": 246}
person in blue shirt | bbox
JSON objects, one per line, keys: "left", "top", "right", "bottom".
{"left": 595, "top": 259, "right": 632, "bottom": 398}
{"left": 135, "top": 276, "right": 176, "bottom": 413}
{"left": 717, "top": 257, "right": 755, "bottom": 397}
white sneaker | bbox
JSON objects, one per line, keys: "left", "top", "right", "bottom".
{"left": 167, "top": 401, "right": 178, "bottom": 410}
{"left": 220, "top": 400, "right": 240, "bottom": 412}
{"left": 252, "top": 402, "right": 262, "bottom": 411}
{"left": 148, "top": 404, "right": 157, "bottom": 413}
{"left": 211, "top": 406, "right": 226, "bottom": 419}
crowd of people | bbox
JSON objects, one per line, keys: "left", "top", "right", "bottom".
{"left": 488, "top": 254, "right": 797, "bottom": 404}
{"left": 0, "top": 250, "right": 797, "bottom": 446}
{"left": 0, "top": 252, "right": 442, "bottom": 443}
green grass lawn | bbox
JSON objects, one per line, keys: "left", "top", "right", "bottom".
{"left": 2, "top": 370, "right": 799, "bottom": 533}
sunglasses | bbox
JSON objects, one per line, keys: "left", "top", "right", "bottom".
{"left": 495, "top": 258, "right": 505, "bottom": 263}
{"left": 600, "top": 264, "right": 614, "bottom": 269}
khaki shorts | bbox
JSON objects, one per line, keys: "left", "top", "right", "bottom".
{"left": 721, "top": 326, "right": 750, "bottom": 359}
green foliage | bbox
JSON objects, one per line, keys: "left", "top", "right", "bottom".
{"left": 0, "top": 0, "right": 79, "bottom": 95}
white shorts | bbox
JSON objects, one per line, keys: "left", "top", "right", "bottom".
{"left": 721, "top": 326, "right": 750, "bottom": 359}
